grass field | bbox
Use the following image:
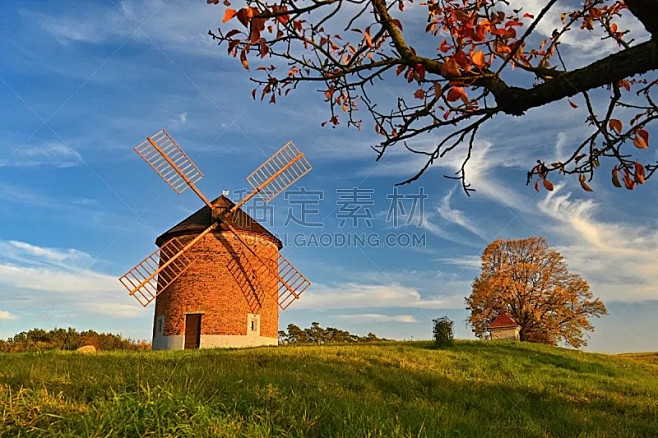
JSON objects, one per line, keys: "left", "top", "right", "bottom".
{"left": 1, "top": 341, "right": 657, "bottom": 437}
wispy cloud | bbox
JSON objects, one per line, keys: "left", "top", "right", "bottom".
{"left": 2, "top": 144, "right": 82, "bottom": 168}
{"left": 296, "top": 282, "right": 464, "bottom": 310}
{"left": 335, "top": 313, "right": 418, "bottom": 323}
{"left": 538, "top": 185, "right": 658, "bottom": 302}
{"left": 0, "top": 240, "right": 147, "bottom": 319}
{"left": 0, "top": 310, "right": 18, "bottom": 321}
{"left": 437, "top": 188, "right": 487, "bottom": 240}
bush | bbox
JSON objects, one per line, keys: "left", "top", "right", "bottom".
{"left": 433, "top": 317, "right": 454, "bottom": 347}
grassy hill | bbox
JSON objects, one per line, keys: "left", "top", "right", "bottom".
{"left": 1, "top": 341, "right": 657, "bottom": 437}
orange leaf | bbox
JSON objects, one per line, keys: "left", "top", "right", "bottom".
{"left": 364, "top": 27, "right": 374, "bottom": 49}
{"left": 623, "top": 169, "right": 635, "bottom": 190}
{"left": 441, "top": 57, "right": 461, "bottom": 77}
{"left": 395, "top": 65, "right": 405, "bottom": 76}
{"left": 446, "top": 86, "right": 465, "bottom": 102}
{"left": 634, "top": 129, "right": 649, "bottom": 149}
{"left": 608, "top": 118, "right": 622, "bottom": 134}
{"left": 471, "top": 50, "right": 486, "bottom": 68}
{"left": 433, "top": 82, "right": 442, "bottom": 98}
{"left": 578, "top": 175, "right": 593, "bottom": 192}
{"left": 414, "top": 89, "right": 426, "bottom": 99}
{"left": 222, "top": 8, "right": 237, "bottom": 23}
{"left": 568, "top": 98, "right": 578, "bottom": 109}
{"left": 611, "top": 167, "right": 622, "bottom": 188}
{"left": 240, "top": 49, "right": 249, "bottom": 71}
{"left": 635, "top": 161, "right": 646, "bottom": 184}
{"left": 543, "top": 179, "right": 554, "bottom": 191}
{"left": 439, "top": 39, "right": 451, "bottom": 53}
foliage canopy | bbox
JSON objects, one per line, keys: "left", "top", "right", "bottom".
{"left": 466, "top": 237, "right": 606, "bottom": 348}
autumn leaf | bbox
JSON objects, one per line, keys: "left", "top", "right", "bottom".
{"left": 568, "top": 98, "right": 578, "bottom": 109}
{"left": 623, "top": 169, "right": 635, "bottom": 190}
{"left": 633, "top": 129, "right": 649, "bottom": 149}
{"left": 634, "top": 161, "right": 646, "bottom": 184}
{"left": 433, "top": 82, "right": 442, "bottom": 98}
{"left": 543, "top": 179, "right": 554, "bottom": 191}
{"left": 471, "top": 50, "right": 486, "bottom": 68}
{"left": 578, "top": 175, "right": 593, "bottom": 192}
{"left": 240, "top": 49, "right": 249, "bottom": 70}
{"left": 439, "top": 39, "right": 451, "bottom": 53}
{"left": 611, "top": 167, "right": 622, "bottom": 187}
{"left": 222, "top": 8, "right": 237, "bottom": 23}
{"left": 395, "top": 65, "right": 405, "bottom": 76}
{"left": 414, "top": 89, "right": 426, "bottom": 99}
{"left": 534, "top": 179, "right": 540, "bottom": 192}
{"left": 363, "top": 27, "right": 374, "bottom": 49}
{"left": 446, "top": 86, "right": 467, "bottom": 104}
{"left": 441, "top": 57, "right": 461, "bottom": 77}
{"left": 608, "top": 118, "right": 622, "bottom": 134}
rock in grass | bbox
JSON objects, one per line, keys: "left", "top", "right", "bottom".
{"left": 76, "top": 345, "right": 96, "bottom": 354}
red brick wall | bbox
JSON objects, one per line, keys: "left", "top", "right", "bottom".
{"left": 152, "top": 231, "right": 279, "bottom": 339}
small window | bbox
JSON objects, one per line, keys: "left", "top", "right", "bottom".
{"left": 156, "top": 316, "right": 164, "bottom": 335}
{"left": 248, "top": 314, "right": 259, "bottom": 333}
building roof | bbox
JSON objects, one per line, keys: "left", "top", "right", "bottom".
{"left": 155, "top": 195, "right": 282, "bottom": 249}
{"left": 489, "top": 313, "right": 519, "bottom": 329}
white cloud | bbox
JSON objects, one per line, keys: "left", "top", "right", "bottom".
{"left": 2, "top": 144, "right": 82, "bottom": 168}
{"left": 0, "top": 311, "right": 17, "bottom": 321}
{"left": 296, "top": 282, "right": 464, "bottom": 310}
{"left": 437, "top": 188, "right": 487, "bottom": 240}
{"left": 538, "top": 185, "right": 658, "bottom": 302}
{"left": 335, "top": 313, "right": 418, "bottom": 323}
{"left": 439, "top": 255, "right": 481, "bottom": 270}
{"left": 0, "top": 240, "right": 148, "bottom": 319}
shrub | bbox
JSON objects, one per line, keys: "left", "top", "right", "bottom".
{"left": 433, "top": 317, "right": 454, "bottom": 347}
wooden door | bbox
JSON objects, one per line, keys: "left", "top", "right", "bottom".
{"left": 184, "top": 314, "right": 201, "bottom": 349}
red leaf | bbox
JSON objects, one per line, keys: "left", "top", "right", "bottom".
{"left": 543, "top": 179, "right": 554, "bottom": 191}
{"left": 608, "top": 118, "right": 622, "bottom": 134}
{"left": 523, "top": 13, "right": 535, "bottom": 19}
{"left": 439, "top": 39, "right": 451, "bottom": 53}
{"left": 396, "top": 65, "right": 405, "bottom": 76}
{"left": 414, "top": 89, "right": 426, "bottom": 99}
{"left": 222, "top": 8, "right": 237, "bottom": 23}
{"left": 578, "top": 175, "right": 593, "bottom": 192}
{"left": 446, "top": 86, "right": 465, "bottom": 102}
{"left": 568, "top": 98, "right": 578, "bottom": 109}
{"left": 534, "top": 179, "right": 540, "bottom": 192}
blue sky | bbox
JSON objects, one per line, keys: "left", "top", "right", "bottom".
{"left": 0, "top": 0, "right": 656, "bottom": 353}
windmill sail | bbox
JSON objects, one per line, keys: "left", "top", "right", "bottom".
{"left": 119, "top": 224, "right": 217, "bottom": 307}
{"left": 134, "top": 129, "right": 212, "bottom": 208}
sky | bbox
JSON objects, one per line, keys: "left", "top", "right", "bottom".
{"left": 0, "top": 0, "right": 656, "bottom": 353}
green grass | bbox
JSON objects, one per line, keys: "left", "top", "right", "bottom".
{"left": 1, "top": 341, "right": 657, "bottom": 437}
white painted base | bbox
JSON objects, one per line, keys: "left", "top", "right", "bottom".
{"left": 151, "top": 334, "right": 278, "bottom": 350}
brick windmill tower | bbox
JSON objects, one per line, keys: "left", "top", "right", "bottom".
{"left": 119, "top": 130, "right": 311, "bottom": 350}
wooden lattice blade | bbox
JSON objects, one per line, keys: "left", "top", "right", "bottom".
{"left": 246, "top": 141, "right": 312, "bottom": 204}
{"left": 118, "top": 237, "right": 194, "bottom": 307}
{"left": 134, "top": 129, "right": 204, "bottom": 195}
{"left": 277, "top": 254, "right": 311, "bottom": 310}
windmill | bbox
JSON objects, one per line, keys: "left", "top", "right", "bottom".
{"left": 119, "top": 130, "right": 312, "bottom": 349}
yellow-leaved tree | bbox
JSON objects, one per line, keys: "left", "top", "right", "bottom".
{"left": 466, "top": 237, "right": 606, "bottom": 348}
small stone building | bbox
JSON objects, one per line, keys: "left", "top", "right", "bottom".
{"left": 488, "top": 313, "right": 521, "bottom": 341}
{"left": 151, "top": 195, "right": 281, "bottom": 350}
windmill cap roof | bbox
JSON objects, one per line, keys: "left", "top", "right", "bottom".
{"left": 155, "top": 195, "right": 282, "bottom": 249}
{"left": 489, "top": 313, "right": 519, "bottom": 329}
